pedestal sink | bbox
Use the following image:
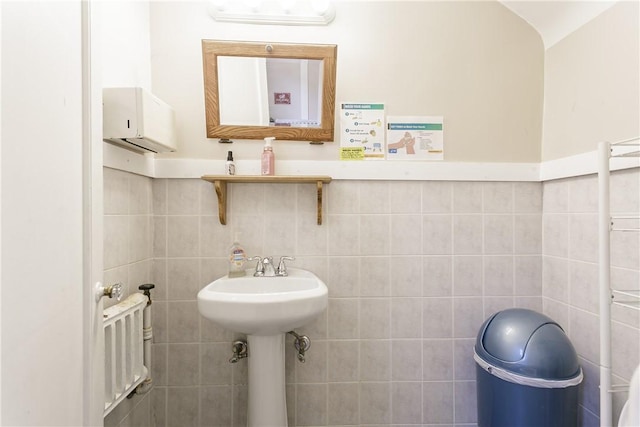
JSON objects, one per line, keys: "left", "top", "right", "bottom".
{"left": 197, "top": 268, "right": 328, "bottom": 427}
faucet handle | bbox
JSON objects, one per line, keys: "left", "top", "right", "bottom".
{"left": 277, "top": 256, "right": 295, "bottom": 276}
{"left": 248, "top": 256, "right": 264, "bottom": 276}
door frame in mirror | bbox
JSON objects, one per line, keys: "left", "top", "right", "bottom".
{"left": 202, "top": 40, "right": 337, "bottom": 142}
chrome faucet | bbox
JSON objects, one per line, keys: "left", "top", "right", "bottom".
{"left": 248, "top": 256, "right": 263, "bottom": 276}
{"left": 261, "top": 257, "right": 276, "bottom": 277}
{"left": 276, "top": 256, "right": 295, "bottom": 276}
{"left": 249, "top": 255, "right": 295, "bottom": 277}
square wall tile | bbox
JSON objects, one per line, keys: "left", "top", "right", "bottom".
{"left": 167, "top": 301, "right": 200, "bottom": 343}
{"left": 568, "top": 175, "right": 598, "bottom": 213}
{"left": 129, "top": 173, "right": 152, "bottom": 215}
{"left": 453, "top": 215, "right": 483, "bottom": 254}
{"left": 359, "top": 382, "right": 391, "bottom": 424}
{"left": 201, "top": 386, "right": 232, "bottom": 426}
{"left": 167, "top": 179, "right": 200, "bottom": 215}
{"left": 152, "top": 178, "right": 167, "bottom": 215}
{"left": 542, "top": 179, "right": 569, "bottom": 213}
{"left": 423, "top": 339, "right": 454, "bottom": 381}
{"left": 328, "top": 215, "right": 360, "bottom": 256}
{"left": 328, "top": 340, "right": 359, "bottom": 382}
{"left": 454, "top": 381, "right": 477, "bottom": 423}
{"left": 295, "top": 340, "right": 327, "bottom": 383}
{"left": 453, "top": 182, "right": 483, "bottom": 213}
{"left": 423, "top": 381, "right": 453, "bottom": 424}
{"left": 483, "top": 215, "right": 514, "bottom": 254}
{"left": 423, "top": 215, "right": 452, "bottom": 255}
{"left": 515, "top": 256, "right": 542, "bottom": 296}
{"left": 390, "top": 214, "right": 423, "bottom": 255}
{"left": 329, "top": 180, "right": 359, "bottom": 214}
{"left": 483, "top": 256, "right": 514, "bottom": 296}
{"left": 104, "top": 167, "right": 130, "bottom": 215}
{"left": 483, "top": 182, "right": 513, "bottom": 213}
{"left": 514, "top": 182, "right": 542, "bottom": 213}
{"left": 423, "top": 298, "right": 453, "bottom": 338}
{"left": 453, "top": 339, "right": 475, "bottom": 380}
{"left": 391, "top": 256, "right": 422, "bottom": 296}
{"left": 104, "top": 215, "right": 129, "bottom": 269}
{"left": 360, "top": 181, "right": 390, "bottom": 213}
{"left": 263, "top": 183, "right": 297, "bottom": 214}
{"left": 543, "top": 214, "right": 569, "bottom": 257}
{"left": 328, "top": 383, "right": 359, "bottom": 425}
{"left": 167, "top": 343, "right": 199, "bottom": 386}
{"left": 327, "top": 257, "right": 360, "bottom": 297}
{"left": 514, "top": 214, "right": 542, "bottom": 254}
{"left": 392, "top": 340, "right": 422, "bottom": 381}
{"left": 200, "top": 343, "right": 233, "bottom": 385}
{"left": 391, "top": 298, "right": 422, "bottom": 338}
{"left": 422, "top": 181, "right": 452, "bottom": 213}
{"left": 167, "top": 258, "right": 200, "bottom": 300}
{"left": 129, "top": 215, "right": 151, "bottom": 262}
{"left": 360, "top": 340, "right": 391, "bottom": 381}
{"left": 568, "top": 214, "right": 598, "bottom": 263}
{"left": 360, "top": 257, "right": 390, "bottom": 296}
{"left": 166, "top": 387, "right": 198, "bottom": 427}
{"left": 453, "top": 297, "right": 484, "bottom": 338}
{"left": 453, "top": 256, "right": 483, "bottom": 296}
{"left": 296, "top": 384, "right": 328, "bottom": 426}
{"left": 392, "top": 382, "right": 422, "bottom": 423}
{"left": 360, "top": 215, "right": 390, "bottom": 255}
{"left": 610, "top": 169, "right": 640, "bottom": 214}
{"left": 390, "top": 181, "right": 422, "bottom": 213}
{"left": 328, "top": 298, "right": 359, "bottom": 339}
{"left": 359, "top": 298, "right": 390, "bottom": 339}
{"left": 167, "top": 216, "right": 199, "bottom": 258}
{"left": 423, "top": 256, "right": 452, "bottom": 296}
{"left": 229, "top": 183, "right": 264, "bottom": 215}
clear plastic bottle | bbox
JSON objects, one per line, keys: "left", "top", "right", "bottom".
{"left": 261, "top": 137, "right": 275, "bottom": 176}
{"left": 228, "top": 234, "right": 246, "bottom": 277}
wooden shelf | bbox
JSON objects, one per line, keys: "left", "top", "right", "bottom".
{"left": 201, "top": 175, "right": 332, "bottom": 225}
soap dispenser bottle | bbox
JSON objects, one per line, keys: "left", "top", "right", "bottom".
{"left": 228, "top": 234, "right": 246, "bottom": 277}
{"left": 261, "top": 137, "right": 275, "bottom": 176}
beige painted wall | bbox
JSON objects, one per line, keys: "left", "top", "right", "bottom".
{"left": 150, "top": 1, "right": 543, "bottom": 163}
{"left": 542, "top": 1, "right": 640, "bottom": 161}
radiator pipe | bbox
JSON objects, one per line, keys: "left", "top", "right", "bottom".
{"left": 135, "top": 284, "right": 155, "bottom": 395}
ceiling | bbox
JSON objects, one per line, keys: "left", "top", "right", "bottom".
{"left": 498, "top": 0, "right": 618, "bottom": 49}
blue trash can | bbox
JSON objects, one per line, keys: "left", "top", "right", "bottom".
{"left": 474, "top": 309, "right": 583, "bottom": 427}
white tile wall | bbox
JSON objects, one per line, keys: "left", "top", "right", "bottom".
{"left": 144, "top": 178, "right": 544, "bottom": 426}
{"left": 104, "top": 169, "right": 640, "bottom": 427}
{"left": 103, "top": 167, "right": 154, "bottom": 427}
{"left": 542, "top": 168, "right": 640, "bottom": 426}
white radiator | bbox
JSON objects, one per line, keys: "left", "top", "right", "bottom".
{"left": 103, "top": 293, "right": 148, "bottom": 416}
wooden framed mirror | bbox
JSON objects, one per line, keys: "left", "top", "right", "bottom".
{"left": 202, "top": 40, "right": 337, "bottom": 142}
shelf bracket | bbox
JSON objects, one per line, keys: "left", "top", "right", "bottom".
{"left": 214, "top": 180, "right": 227, "bottom": 225}
{"left": 317, "top": 181, "right": 323, "bottom": 225}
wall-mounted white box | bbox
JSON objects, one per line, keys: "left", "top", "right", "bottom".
{"left": 103, "top": 87, "right": 177, "bottom": 153}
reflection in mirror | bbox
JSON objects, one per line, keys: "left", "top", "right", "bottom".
{"left": 218, "top": 57, "right": 323, "bottom": 128}
{"left": 202, "top": 40, "right": 337, "bottom": 142}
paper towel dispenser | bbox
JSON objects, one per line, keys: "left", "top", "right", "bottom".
{"left": 103, "top": 87, "right": 177, "bottom": 153}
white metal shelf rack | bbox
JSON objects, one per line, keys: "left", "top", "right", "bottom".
{"left": 598, "top": 136, "right": 640, "bottom": 427}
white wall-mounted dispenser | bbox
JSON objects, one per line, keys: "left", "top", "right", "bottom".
{"left": 103, "top": 87, "right": 178, "bottom": 153}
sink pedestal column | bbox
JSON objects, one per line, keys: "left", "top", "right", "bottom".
{"left": 246, "top": 334, "right": 288, "bottom": 426}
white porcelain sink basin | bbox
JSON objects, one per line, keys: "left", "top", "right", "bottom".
{"left": 197, "top": 268, "right": 328, "bottom": 335}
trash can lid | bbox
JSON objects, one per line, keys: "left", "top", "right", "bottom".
{"left": 475, "top": 308, "right": 580, "bottom": 380}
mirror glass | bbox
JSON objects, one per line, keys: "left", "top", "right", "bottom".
{"left": 218, "top": 57, "right": 323, "bottom": 128}
{"left": 202, "top": 40, "right": 337, "bottom": 142}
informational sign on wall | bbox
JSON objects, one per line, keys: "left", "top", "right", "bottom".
{"left": 339, "top": 103, "right": 385, "bottom": 160}
{"left": 386, "top": 116, "right": 444, "bottom": 161}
